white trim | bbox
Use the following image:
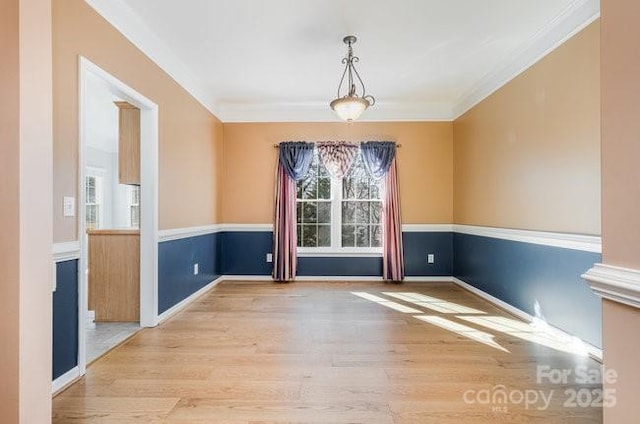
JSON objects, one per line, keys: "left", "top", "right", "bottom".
{"left": 52, "top": 366, "right": 80, "bottom": 395}
{"left": 218, "top": 275, "right": 455, "bottom": 283}
{"left": 84, "top": 0, "right": 219, "bottom": 117}
{"left": 78, "top": 58, "right": 160, "bottom": 379}
{"left": 159, "top": 224, "right": 222, "bottom": 242}
{"left": 156, "top": 223, "right": 601, "bottom": 254}
{"left": 404, "top": 276, "right": 456, "bottom": 283}
{"left": 402, "top": 224, "right": 454, "bottom": 232}
{"left": 217, "top": 223, "right": 273, "bottom": 232}
{"left": 219, "top": 275, "right": 273, "bottom": 282}
{"left": 217, "top": 100, "right": 454, "bottom": 123}
{"left": 297, "top": 248, "right": 382, "bottom": 258}
{"left": 582, "top": 263, "right": 640, "bottom": 310}
{"left": 452, "top": 277, "right": 603, "bottom": 361}
{"left": 452, "top": 0, "right": 600, "bottom": 118}
{"left": 453, "top": 224, "right": 601, "bottom": 253}
{"left": 52, "top": 241, "right": 81, "bottom": 262}
{"left": 156, "top": 277, "right": 223, "bottom": 323}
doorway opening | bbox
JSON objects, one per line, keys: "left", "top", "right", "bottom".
{"left": 78, "top": 58, "right": 159, "bottom": 372}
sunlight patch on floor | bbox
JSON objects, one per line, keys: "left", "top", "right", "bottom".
{"left": 351, "top": 292, "right": 423, "bottom": 313}
{"left": 414, "top": 315, "right": 510, "bottom": 352}
{"left": 383, "top": 292, "right": 486, "bottom": 314}
{"left": 458, "top": 315, "right": 589, "bottom": 356}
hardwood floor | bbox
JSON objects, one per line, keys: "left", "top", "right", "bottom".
{"left": 53, "top": 281, "right": 603, "bottom": 423}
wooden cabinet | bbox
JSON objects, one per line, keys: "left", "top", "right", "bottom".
{"left": 88, "top": 229, "right": 140, "bottom": 322}
{"left": 114, "top": 101, "right": 140, "bottom": 185}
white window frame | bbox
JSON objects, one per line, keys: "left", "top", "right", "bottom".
{"left": 85, "top": 167, "right": 105, "bottom": 229}
{"left": 297, "top": 161, "right": 383, "bottom": 258}
{"left": 127, "top": 185, "right": 140, "bottom": 228}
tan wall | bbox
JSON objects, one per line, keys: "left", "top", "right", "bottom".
{"left": 221, "top": 122, "right": 453, "bottom": 224}
{"left": 0, "top": 1, "right": 21, "bottom": 420}
{"left": 600, "top": 1, "right": 640, "bottom": 423}
{"left": 53, "top": 0, "right": 222, "bottom": 242}
{"left": 1, "top": 0, "right": 54, "bottom": 421}
{"left": 601, "top": 0, "right": 640, "bottom": 268}
{"left": 602, "top": 300, "right": 640, "bottom": 423}
{"left": 453, "top": 21, "right": 601, "bottom": 235}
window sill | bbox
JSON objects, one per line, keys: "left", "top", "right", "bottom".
{"left": 297, "top": 249, "right": 383, "bottom": 258}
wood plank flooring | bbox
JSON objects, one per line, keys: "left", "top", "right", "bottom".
{"left": 53, "top": 281, "right": 603, "bottom": 423}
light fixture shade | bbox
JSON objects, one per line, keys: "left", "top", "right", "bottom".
{"left": 330, "top": 97, "right": 370, "bottom": 122}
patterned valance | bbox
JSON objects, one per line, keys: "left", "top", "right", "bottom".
{"left": 316, "top": 141, "right": 360, "bottom": 180}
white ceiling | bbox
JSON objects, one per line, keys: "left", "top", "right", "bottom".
{"left": 86, "top": 0, "right": 599, "bottom": 122}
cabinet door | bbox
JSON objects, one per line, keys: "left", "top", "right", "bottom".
{"left": 115, "top": 101, "right": 140, "bottom": 185}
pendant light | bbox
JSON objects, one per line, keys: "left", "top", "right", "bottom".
{"left": 330, "top": 35, "right": 375, "bottom": 122}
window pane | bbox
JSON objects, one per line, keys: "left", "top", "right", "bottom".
{"left": 296, "top": 202, "right": 302, "bottom": 223}
{"left": 355, "top": 225, "right": 370, "bottom": 247}
{"left": 371, "top": 202, "right": 382, "bottom": 224}
{"left": 86, "top": 177, "right": 96, "bottom": 203}
{"left": 342, "top": 225, "right": 355, "bottom": 247}
{"left": 355, "top": 179, "right": 369, "bottom": 199}
{"left": 343, "top": 177, "right": 355, "bottom": 199}
{"left": 302, "top": 224, "right": 317, "bottom": 247}
{"left": 297, "top": 224, "right": 302, "bottom": 246}
{"left": 342, "top": 201, "right": 355, "bottom": 224}
{"left": 317, "top": 202, "right": 331, "bottom": 223}
{"left": 370, "top": 182, "right": 381, "bottom": 199}
{"left": 371, "top": 225, "right": 382, "bottom": 247}
{"left": 318, "top": 161, "right": 329, "bottom": 177}
{"left": 318, "top": 178, "right": 331, "bottom": 199}
{"left": 355, "top": 202, "right": 370, "bottom": 223}
{"left": 302, "top": 202, "right": 317, "bottom": 223}
{"left": 300, "top": 178, "right": 317, "bottom": 199}
{"left": 317, "top": 225, "right": 331, "bottom": 247}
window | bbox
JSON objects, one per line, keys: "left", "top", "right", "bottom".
{"left": 127, "top": 185, "right": 140, "bottom": 228}
{"left": 296, "top": 151, "right": 382, "bottom": 253}
{"left": 85, "top": 170, "right": 104, "bottom": 230}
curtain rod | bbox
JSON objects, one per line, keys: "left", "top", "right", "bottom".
{"left": 273, "top": 143, "right": 402, "bottom": 148}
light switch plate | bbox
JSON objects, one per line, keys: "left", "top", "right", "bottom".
{"left": 266, "top": 253, "right": 273, "bottom": 263}
{"left": 427, "top": 254, "right": 435, "bottom": 264}
{"left": 63, "top": 196, "right": 75, "bottom": 217}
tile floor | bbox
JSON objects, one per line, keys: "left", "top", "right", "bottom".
{"left": 86, "top": 322, "right": 140, "bottom": 363}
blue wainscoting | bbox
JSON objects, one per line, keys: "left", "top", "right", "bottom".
{"left": 158, "top": 232, "right": 220, "bottom": 314}
{"left": 53, "top": 259, "right": 78, "bottom": 380}
{"left": 297, "top": 256, "right": 382, "bottom": 276}
{"left": 453, "top": 233, "right": 602, "bottom": 348}
{"left": 219, "top": 231, "right": 454, "bottom": 277}
{"left": 404, "top": 232, "right": 453, "bottom": 276}
{"left": 220, "top": 231, "right": 273, "bottom": 275}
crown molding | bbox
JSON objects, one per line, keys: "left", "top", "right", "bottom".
{"left": 452, "top": 0, "right": 600, "bottom": 119}
{"left": 582, "top": 263, "right": 640, "bottom": 310}
{"left": 217, "top": 101, "right": 455, "bottom": 123}
{"left": 86, "top": 0, "right": 598, "bottom": 123}
{"left": 84, "top": 0, "right": 220, "bottom": 118}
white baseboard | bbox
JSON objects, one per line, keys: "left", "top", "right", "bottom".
{"left": 52, "top": 366, "right": 80, "bottom": 395}
{"left": 156, "top": 277, "right": 224, "bottom": 323}
{"left": 452, "top": 277, "right": 603, "bottom": 361}
{"left": 219, "top": 275, "right": 455, "bottom": 283}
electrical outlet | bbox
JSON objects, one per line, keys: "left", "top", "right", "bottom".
{"left": 427, "top": 254, "right": 435, "bottom": 264}
{"left": 193, "top": 263, "right": 199, "bottom": 275}
{"left": 266, "top": 253, "right": 273, "bottom": 263}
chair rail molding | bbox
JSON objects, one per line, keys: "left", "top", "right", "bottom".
{"left": 582, "top": 263, "right": 640, "bottom": 309}
{"left": 53, "top": 241, "right": 81, "bottom": 262}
